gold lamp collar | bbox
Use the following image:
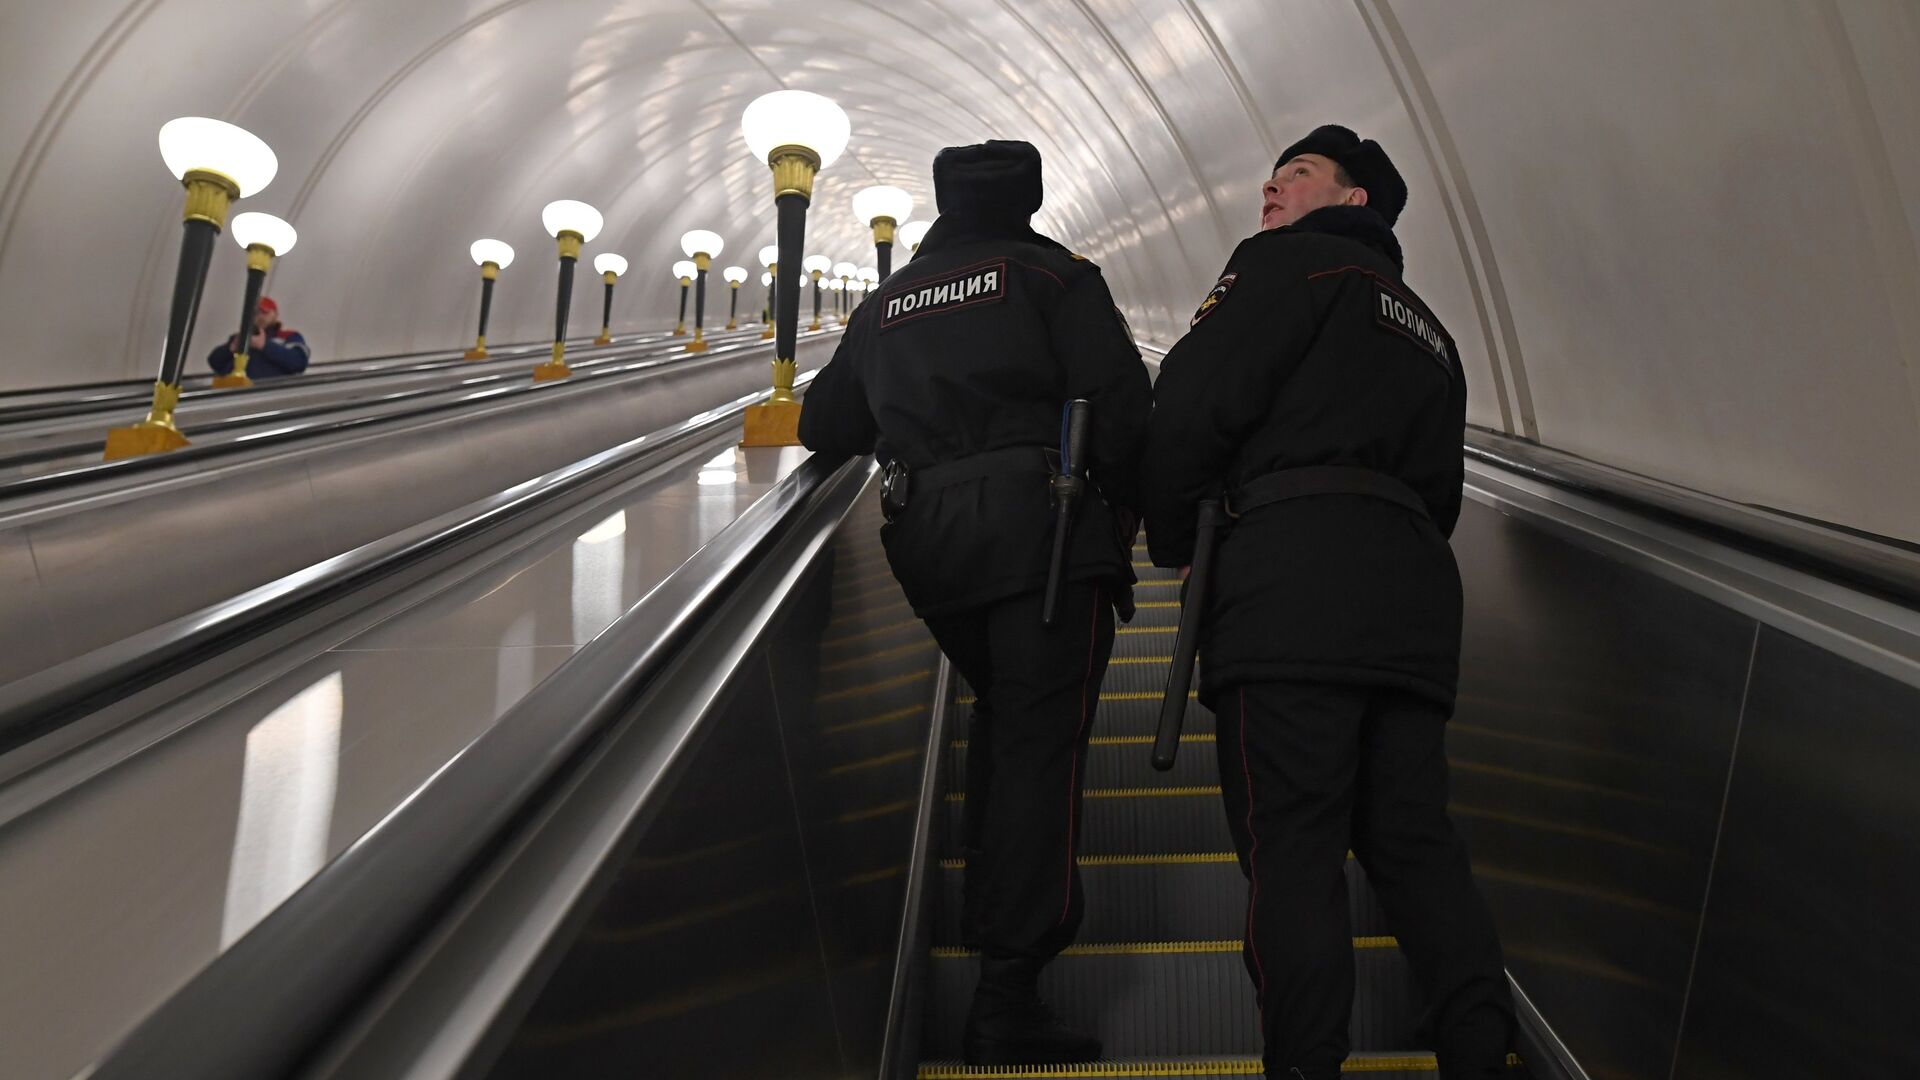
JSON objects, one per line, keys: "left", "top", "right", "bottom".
{"left": 767, "top": 145, "right": 823, "bottom": 201}
{"left": 245, "top": 243, "right": 276, "bottom": 273}
{"left": 870, "top": 217, "right": 898, "bottom": 245}
{"left": 603, "top": 270, "right": 618, "bottom": 285}
{"left": 555, "top": 230, "right": 584, "bottom": 260}
{"left": 678, "top": 276, "right": 692, "bottom": 286}
{"left": 481, "top": 261, "right": 500, "bottom": 280}
{"left": 693, "top": 252, "right": 712, "bottom": 272}
{"left": 181, "top": 169, "right": 240, "bottom": 228}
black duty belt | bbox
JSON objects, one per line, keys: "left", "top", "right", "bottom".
{"left": 1226, "top": 465, "right": 1429, "bottom": 521}
{"left": 913, "top": 446, "right": 1058, "bottom": 491}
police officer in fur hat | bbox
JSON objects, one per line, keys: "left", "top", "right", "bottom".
{"left": 1141, "top": 125, "right": 1515, "bottom": 1078}
{"left": 799, "top": 140, "right": 1152, "bottom": 1065}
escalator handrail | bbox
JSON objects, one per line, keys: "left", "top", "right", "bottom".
{"left": 0, "top": 329, "right": 823, "bottom": 505}
{"left": 0, "top": 329, "right": 662, "bottom": 414}
{"left": 878, "top": 657, "right": 958, "bottom": 1080}
{"left": 0, "top": 326, "right": 767, "bottom": 472}
{"left": 0, "top": 371, "right": 815, "bottom": 761}
{"left": 1464, "top": 427, "right": 1920, "bottom": 607}
{"left": 0, "top": 327, "right": 735, "bottom": 427}
{"left": 83, "top": 449, "right": 866, "bottom": 1080}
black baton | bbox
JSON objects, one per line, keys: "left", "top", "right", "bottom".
{"left": 1041, "top": 399, "right": 1092, "bottom": 627}
{"left": 1153, "top": 499, "right": 1229, "bottom": 771}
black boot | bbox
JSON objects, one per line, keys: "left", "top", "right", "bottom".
{"left": 962, "top": 958, "right": 1101, "bottom": 1065}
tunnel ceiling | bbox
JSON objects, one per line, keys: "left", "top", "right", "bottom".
{"left": 4, "top": 0, "right": 1919, "bottom": 541}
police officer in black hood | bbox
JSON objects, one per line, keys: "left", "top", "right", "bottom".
{"left": 1141, "top": 126, "right": 1514, "bottom": 1078}
{"left": 799, "top": 140, "right": 1151, "bottom": 1065}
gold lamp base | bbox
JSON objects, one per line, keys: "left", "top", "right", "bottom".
{"left": 726, "top": 318, "right": 737, "bottom": 330}
{"left": 808, "top": 319, "right": 821, "bottom": 331}
{"left": 532, "top": 359, "right": 572, "bottom": 382}
{"left": 740, "top": 400, "right": 801, "bottom": 447}
{"left": 594, "top": 333, "right": 613, "bottom": 345}
{"left": 760, "top": 327, "right": 774, "bottom": 340}
{"left": 686, "top": 339, "right": 709, "bottom": 353}
{"left": 673, "top": 324, "right": 687, "bottom": 337}
{"left": 464, "top": 347, "right": 489, "bottom": 360}
{"left": 104, "top": 421, "right": 190, "bottom": 461}
{"left": 210, "top": 373, "right": 253, "bottom": 390}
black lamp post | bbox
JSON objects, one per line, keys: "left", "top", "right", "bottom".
{"left": 593, "top": 253, "right": 627, "bottom": 345}
{"left": 211, "top": 212, "right": 298, "bottom": 389}
{"left": 464, "top": 239, "right": 514, "bottom": 360}
{"left": 738, "top": 91, "right": 851, "bottom": 446}
{"left": 105, "top": 117, "right": 277, "bottom": 460}
{"left": 534, "top": 199, "right": 604, "bottom": 382}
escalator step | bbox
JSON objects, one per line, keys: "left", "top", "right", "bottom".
{"left": 921, "top": 942, "right": 1419, "bottom": 1059}
{"left": 946, "top": 699, "right": 1216, "bottom": 742}
{"left": 948, "top": 734, "right": 1221, "bottom": 791}
{"left": 932, "top": 857, "right": 1391, "bottom": 945}
{"left": 914, "top": 1052, "right": 1526, "bottom": 1077}
{"left": 943, "top": 786, "right": 1235, "bottom": 856}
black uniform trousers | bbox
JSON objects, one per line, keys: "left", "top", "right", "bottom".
{"left": 1215, "top": 680, "right": 1513, "bottom": 1080}
{"left": 926, "top": 581, "right": 1115, "bottom": 965}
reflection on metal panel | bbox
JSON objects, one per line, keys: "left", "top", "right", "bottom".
{"left": 221, "top": 671, "right": 343, "bottom": 948}
{"left": 697, "top": 449, "right": 738, "bottom": 487}
{"left": 496, "top": 611, "right": 538, "bottom": 715}
{"left": 571, "top": 510, "right": 628, "bottom": 644}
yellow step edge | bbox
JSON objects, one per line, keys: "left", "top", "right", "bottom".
{"left": 949, "top": 734, "right": 1214, "bottom": 750}
{"left": 915, "top": 1053, "right": 1522, "bottom": 1077}
{"left": 931, "top": 937, "right": 1397, "bottom": 959}
{"left": 956, "top": 690, "right": 1193, "bottom": 705}
{"left": 1117, "top": 626, "right": 1176, "bottom": 635}
{"left": 941, "top": 852, "right": 1238, "bottom": 870}
{"left": 946, "top": 786, "right": 1221, "bottom": 802}
{"left": 1108, "top": 655, "right": 1176, "bottom": 665}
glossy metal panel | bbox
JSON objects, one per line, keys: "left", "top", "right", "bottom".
{"left": 1450, "top": 497, "right": 1756, "bottom": 1080}
{"left": 485, "top": 659, "right": 848, "bottom": 1079}
{"left": 483, "top": 476, "right": 939, "bottom": 1076}
{"left": 0, "top": 337, "right": 832, "bottom": 684}
{"left": 0, "top": 433, "right": 811, "bottom": 1079}
{"left": 1673, "top": 627, "right": 1920, "bottom": 1078}
{"left": 4, "top": 2, "right": 1916, "bottom": 539}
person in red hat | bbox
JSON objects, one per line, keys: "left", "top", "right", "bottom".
{"left": 206, "top": 295, "right": 311, "bottom": 378}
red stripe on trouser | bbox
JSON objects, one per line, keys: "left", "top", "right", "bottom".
{"left": 1056, "top": 586, "right": 1102, "bottom": 925}
{"left": 1240, "top": 687, "right": 1269, "bottom": 1019}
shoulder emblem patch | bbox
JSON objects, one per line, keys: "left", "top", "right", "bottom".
{"left": 1191, "top": 272, "right": 1237, "bottom": 327}
{"left": 1371, "top": 279, "right": 1452, "bottom": 374}
{"left": 880, "top": 260, "right": 1007, "bottom": 331}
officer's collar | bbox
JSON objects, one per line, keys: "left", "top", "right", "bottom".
{"left": 1282, "top": 205, "right": 1403, "bottom": 270}
{"left": 914, "top": 214, "right": 1069, "bottom": 260}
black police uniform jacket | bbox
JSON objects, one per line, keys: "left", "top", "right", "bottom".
{"left": 798, "top": 216, "right": 1153, "bottom": 618}
{"left": 1141, "top": 206, "right": 1467, "bottom": 708}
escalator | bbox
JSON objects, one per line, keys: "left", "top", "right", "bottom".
{"left": 12, "top": 412, "right": 1914, "bottom": 1078}
{"left": 0, "top": 324, "right": 775, "bottom": 479}
{"left": 910, "top": 554, "right": 1521, "bottom": 1078}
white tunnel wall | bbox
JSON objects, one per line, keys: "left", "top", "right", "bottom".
{"left": 2, "top": 1, "right": 1917, "bottom": 540}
